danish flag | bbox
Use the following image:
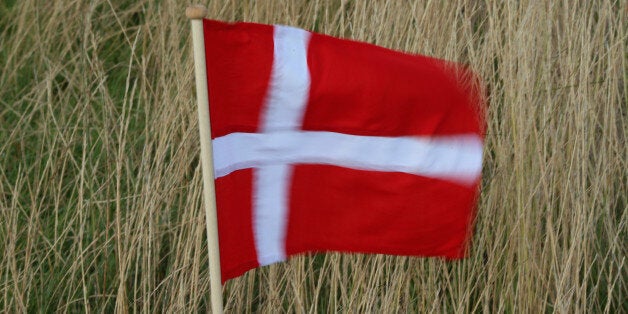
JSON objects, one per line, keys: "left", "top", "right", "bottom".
{"left": 203, "top": 20, "right": 485, "bottom": 282}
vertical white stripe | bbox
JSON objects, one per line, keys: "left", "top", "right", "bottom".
{"left": 253, "top": 25, "right": 311, "bottom": 265}
{"left": 254, "top": 165, "right": 291, "bottom": 265}
{"left": 261, "top": 26, "right": 312, "bottom": 132}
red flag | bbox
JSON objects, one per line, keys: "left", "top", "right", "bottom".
{"left": 203, "top": 20, "right": 485, "bottom": 282}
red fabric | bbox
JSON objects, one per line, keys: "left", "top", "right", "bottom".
{"left": 202, "top": 19, "right": 485, "bottom": 283}
{"left": 204, "top": 20, "right": 273, "bottom": 138}
{"left": 304, "top": 33, "right": 483, "bottom": 136}
{"left": 286, "top": 165, "right": 478, "bottom": 258}
{"left": 214, "top": 169, "right": 259, "bottom": 281}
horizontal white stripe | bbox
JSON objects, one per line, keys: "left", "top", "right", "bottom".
{"left": 213, "top": 131, "right": 483, "bottom": 186}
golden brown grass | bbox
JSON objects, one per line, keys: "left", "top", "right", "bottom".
{"left": 0, "top": 0, "right": 625, "bottom": 312}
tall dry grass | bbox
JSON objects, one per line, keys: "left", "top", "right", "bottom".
{"left": 0, "top": 0, "right": 625, "bottom": 312}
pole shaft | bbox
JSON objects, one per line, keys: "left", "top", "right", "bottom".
{"left": 188, "top": 8, "right": 224, "bottom": 313}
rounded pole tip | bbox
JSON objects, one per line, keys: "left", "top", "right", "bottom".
{"left": 186, "top": 5, "right": 207, "bottom": 19}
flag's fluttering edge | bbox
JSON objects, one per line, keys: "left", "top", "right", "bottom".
{"left": 203, "top": 20, "right": 486, "bottom": 283}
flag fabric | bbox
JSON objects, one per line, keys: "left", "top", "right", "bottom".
{"left": 202, "top": 19, "right": 485, "bottom": 283}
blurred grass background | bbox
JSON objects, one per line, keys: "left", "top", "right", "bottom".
{"left": 0, "top": 0, "right": 625, "bottom": 312}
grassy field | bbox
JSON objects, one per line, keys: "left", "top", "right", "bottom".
{"left": 1, "top": 0, "right": 626, "bottom": 312}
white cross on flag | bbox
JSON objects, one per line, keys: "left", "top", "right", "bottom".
{"left": 202, "top": 20, "right": 485, "bottom": 282}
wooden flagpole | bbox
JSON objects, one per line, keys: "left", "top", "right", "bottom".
{"left": 186, "top": 5, "right": 224, "bottom": 313}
